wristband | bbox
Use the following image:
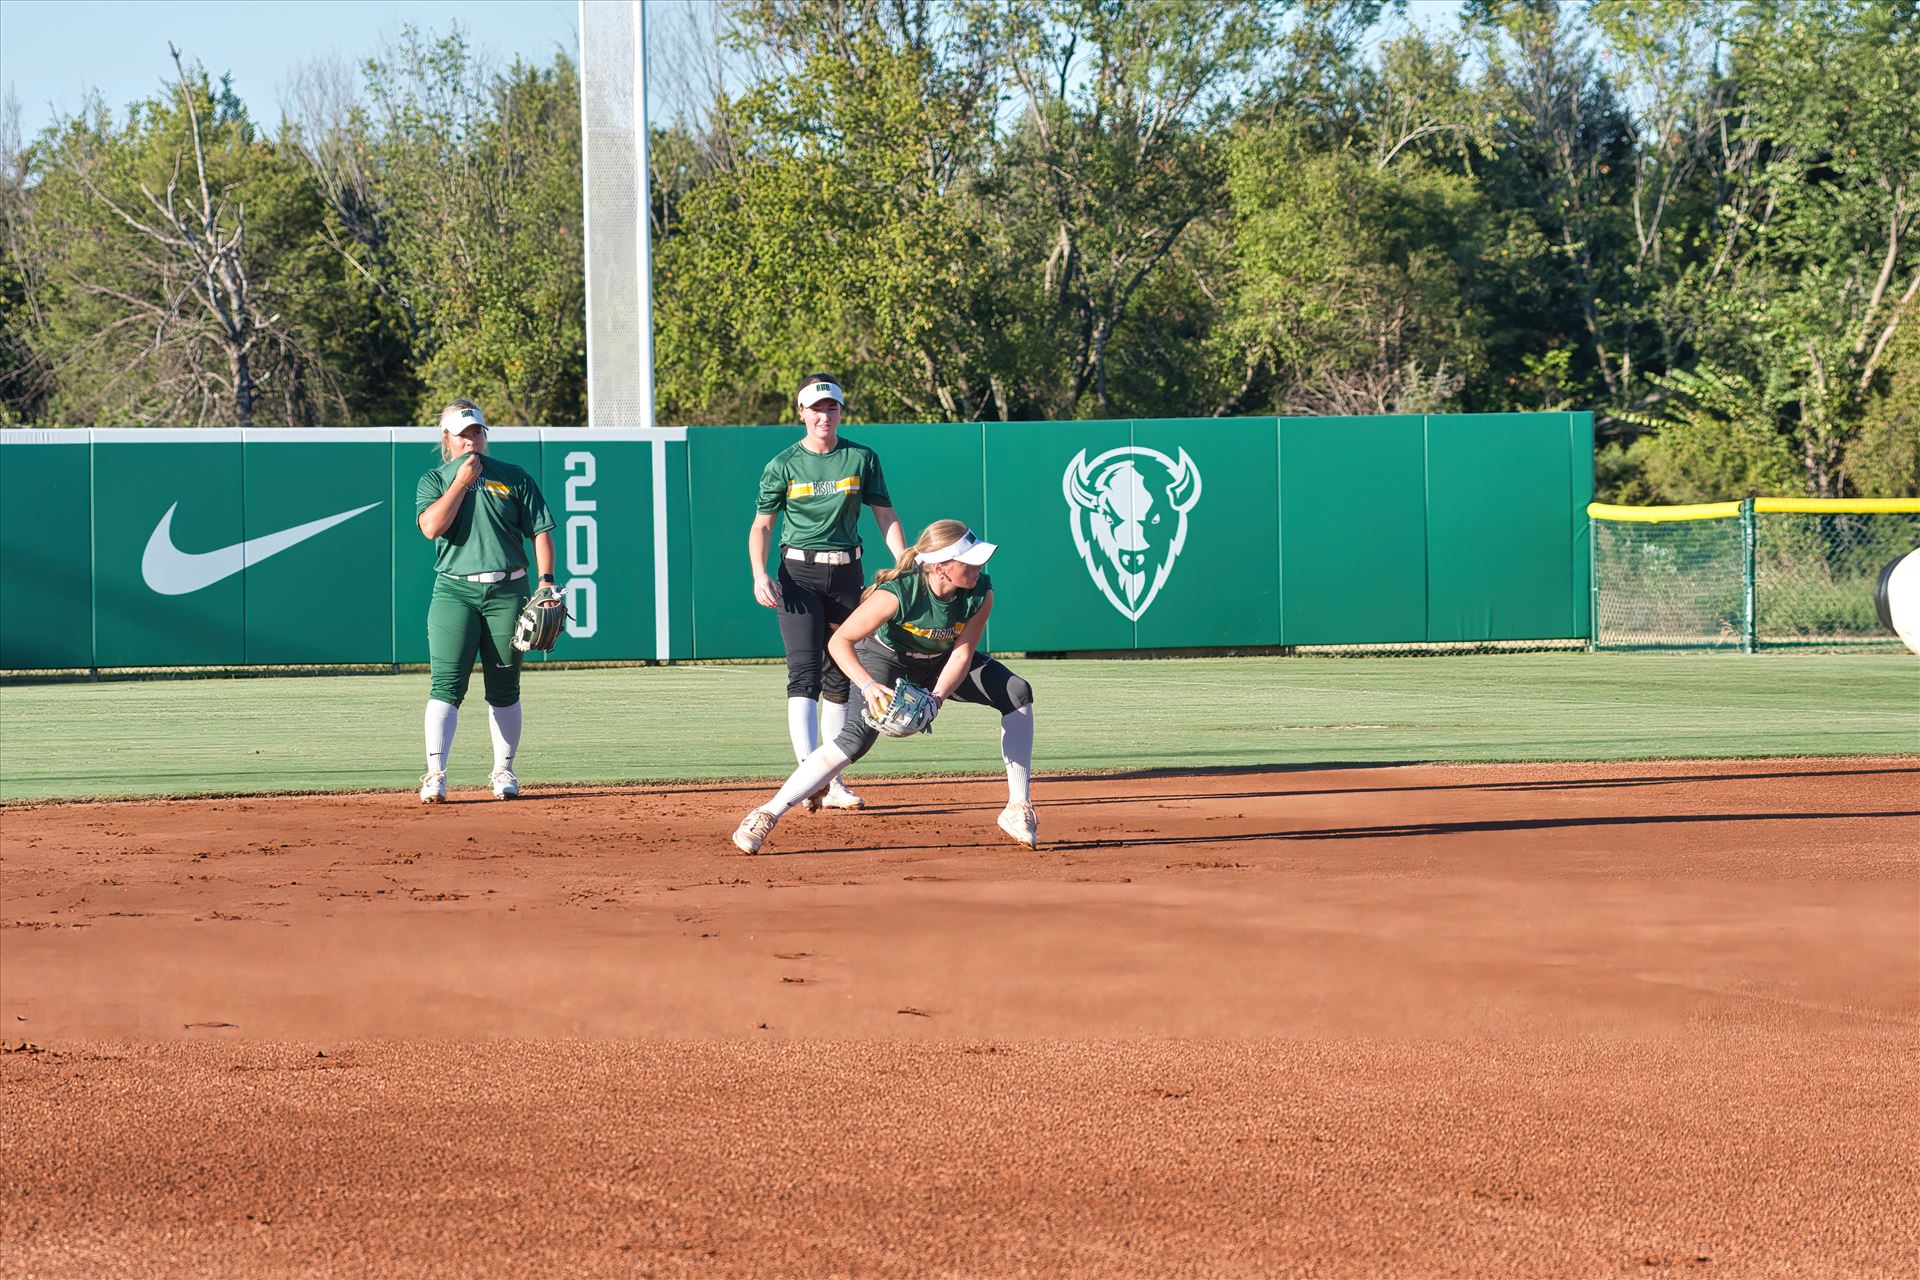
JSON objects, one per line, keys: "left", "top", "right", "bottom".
{"left": 540, "top": 574, "right": 556, "bottom": 584}
{"left": 860, "top": 680, "right": 882, "bottom": 698}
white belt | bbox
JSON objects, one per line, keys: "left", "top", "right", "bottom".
{"left": 455, "top": 568, "right": 527, "bottom": 583}
{"left": 785, "top": 546, "right": 859, "bottom": 566}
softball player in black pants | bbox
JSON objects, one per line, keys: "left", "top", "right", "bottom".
{"left": 748, "top": 374, "right": 907, "bottom": 811}
{"left": 733, "top": 519, "right": 1038, "bottom": 855}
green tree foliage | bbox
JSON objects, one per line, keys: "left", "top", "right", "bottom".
{"left": 1669, "top": 0, "right": 1920, "bottom": 496}
{"left": 1844, "top": 321, "right": 1920, "bottom": 496}
{"left": 1213, "top": 126, "right": 1486, "bottom": 415}
{"left": 1210, "top": 17, "right": 1491, "bottom": 417}
{"left": 19, "top": 58, "right": 356, "bottom": 426}
{"left": 992, "top": 0, "right": 1290, "bottom": 418}
{"left": 654, "top": 0, "right": 1008, "bottom": 424}
{"left": 1, "top": 3, "right": 1916, "bottom": 506}
{"left": 0, "top": 96, "right": 46, "bottom": 426}
{"left": 1612, "top": 365, "right": 1798, "bottom": 500}
{"left": 360, "top": 30, "right": 585, "bottom": 425}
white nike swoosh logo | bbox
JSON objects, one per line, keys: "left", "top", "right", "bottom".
{"left": 142, "top": 501, "right": 383, "bottom": 596}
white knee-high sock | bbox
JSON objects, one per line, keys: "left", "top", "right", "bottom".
{"left": 488, "top": 701, "right": 523, "bottom": 771}
{"left": 766, "top": 744, "right": 851, "bottom": 817}
{"left": 1001, "top": 705, "right": 1033, "bottom": 805}
{"left": 787, "top": 696, "right": 820, "bottom": 764}
{"left": 425, "top": 699, "right": 458, "bottom": 774}
{"left": 819, "top": 698, "right": 850, "bottom": 759}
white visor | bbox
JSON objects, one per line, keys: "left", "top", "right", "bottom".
{"left": 916, "top": 529, "right": 997, "bottom": 566}
{"left": 797, "top": 380, "right": 845, "bottom": 409}
{"left": 440, "top": 404, "right": 487, "bottom": 433}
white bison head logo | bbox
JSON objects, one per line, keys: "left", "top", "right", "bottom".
{"left": 1063, "top": 445, "right": 1203, "bottom": 621}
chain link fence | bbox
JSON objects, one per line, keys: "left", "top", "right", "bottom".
{"left": 1591, "top": 500, "right": 1920, "bottom": 651}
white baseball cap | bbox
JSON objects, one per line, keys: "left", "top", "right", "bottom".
{"left": 797, "top": 379, "right": 845, "bottom": 409}
{"left": 439, "top": 403, "right": 487, "bottom": 433}
{"left": 917, "top": 528, "right": 997, "bottom": 566}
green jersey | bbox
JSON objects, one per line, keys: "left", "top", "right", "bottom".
{"left": 875, "top": 570, "right": 992, "bottom": 656}
{"left": 755, "top": 438, "right": 891, "bottom": 550}
{"left": 415, "top": 454, "right": 556, "bottom": 577}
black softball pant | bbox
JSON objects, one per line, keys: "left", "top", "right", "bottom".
{"left": 776, "top": 556, "right": 866, "bottom": 702}
{"left": 832, "top": 637, "right": 1034, "bottom": 764}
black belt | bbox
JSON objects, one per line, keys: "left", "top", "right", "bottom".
{"left": 783, "top": 546, "right": 861, "bottom": 565}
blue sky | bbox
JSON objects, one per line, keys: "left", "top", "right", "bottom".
{"left": 1, "top": 0, "right": 1464, "bottom": 146}
{"left": 0, "top": 0, "right": 585, "bottom": 140}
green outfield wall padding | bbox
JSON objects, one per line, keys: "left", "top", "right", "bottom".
{"left": 1564, "top": 413, "right": 1595, "bottom": 640}
{"left": 1278, "top": 416, "right": 1428, "bottom": 645}
{"left": 0, "top": 435, "right": 93, "bottom": 668}
{"left": 685, "top": 424, "right": 796, "bottom": 660}
{"left": 847, "top": 421, "right": 989, "bottom": 642}
{"left": 1132, "top": 417, "right": 1280, "bottom": 650}
{"left": 92, "top": 433, "right": 247, "bottom": 667}
{"left": 538, "top": 434, "right": 656, "bottom": 661}
{"left": 657, "top": 436, "right": 696, "bottom": 662}
{"left": 245, "top": 433, "right": 394, "bottom": 664}
{"left": 1426, "top": 413, "right": 1593, "bottom": 641}
{"left": 987, "top": 419, "right": 1138, "bottom": 652}
{"left": 0, "top": 414, "right": 1596, "bottom": 668}
{"left": 390, "top": 433, "right": 443, "bottom": 665}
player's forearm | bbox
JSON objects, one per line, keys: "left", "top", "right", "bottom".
{"left": 838, "top": 656, "right": 882, "bottom": 698}
{"left": 832, "top": 605, "right": 893, "bottom": 684}
{"left": 532, "top": 531, "right": 556, "bottom": 579}
{"left": 876, "top": 508, "right": 907, "bottom": 558}
{"left": 747, "top": 521, "right": 773, "bottom": 579}
{"left": 931, "top": 643, "right": 978, "bottom": 701}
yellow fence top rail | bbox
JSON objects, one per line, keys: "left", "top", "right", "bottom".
{"left": 1589, "top": 498, "right": 1920, "bottom": 522}
{"left": 1753, "top": 497, "right": 1920, "bottom": 514}
{"left": 1587, "top": 501, "right": 1741, "bottom": 523}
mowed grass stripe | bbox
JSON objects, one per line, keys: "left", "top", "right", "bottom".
{"left": 1, "top": 653, "right": 1915, "bottom": 801}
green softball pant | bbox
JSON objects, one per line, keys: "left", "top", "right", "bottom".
{"left": 427, "top": 574, "right": 529, "bottom": 708}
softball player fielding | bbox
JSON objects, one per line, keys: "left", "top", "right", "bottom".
{"left": 413, "top": 401, "right": 561, "bottom": 802}
{"left": 748, "top": 374, "right": 908, "bottom": 811}
{"left": 732, "top": 519, "right": 1038, "bottom": 855}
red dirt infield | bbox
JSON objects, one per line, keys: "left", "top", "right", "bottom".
{"left": 2, "top": 758, "right": 1916, "bottom": 1277}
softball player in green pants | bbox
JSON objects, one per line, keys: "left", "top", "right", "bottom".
{"left": 414, "top": 401, "right": 560, "bottom": 802}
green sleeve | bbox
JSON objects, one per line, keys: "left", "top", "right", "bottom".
{"left": 415, "top": 467, "right": 446, "bottom": 517}
{"left": 755, "top": 456, "right": 787, "bottom": 515}
{"left": 523, "top": 475, "right": 556, "bottom": 536}
{"left": 864, "top": 449, "right": 892, "bottom": 508}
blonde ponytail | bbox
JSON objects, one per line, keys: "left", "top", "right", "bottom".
{"left": 864, "top": 518, "right": 972, "bottom": 600}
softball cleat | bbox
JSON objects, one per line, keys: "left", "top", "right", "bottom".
{"left": 822, "top": 779, "right": 865, "bottom": 810}
{"left": 419, "top": 771, "right": 447, "bottom": 804}
{"left": 489, "top": 767, "right": 519, "bottom": 800}
{"left": 996, "top": 803, "right": 1039, "bottom": 849}
{"left": 800, "top": 784, "right": 829, "bottom": 814}
{"left": 732, "top": 808, "right": 779, "bottom": 855}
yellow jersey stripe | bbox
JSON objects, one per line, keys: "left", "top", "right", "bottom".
{"left": 786, "top": 477, "right": 862, "bottom": 499}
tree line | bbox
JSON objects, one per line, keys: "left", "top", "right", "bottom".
{"left": 1, "top": 0, "right": 1915, "bottom": 500}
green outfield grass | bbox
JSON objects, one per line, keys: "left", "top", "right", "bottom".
{"left": 1, "top": 652, "right": 1915, "bottom": 802}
